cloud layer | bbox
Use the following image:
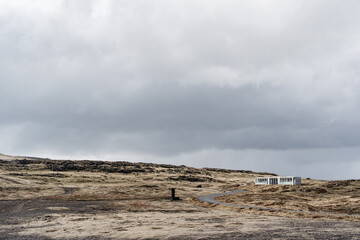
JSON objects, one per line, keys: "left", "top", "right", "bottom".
{"left": 1, "top": 1, "right": 360, "bottom": 179}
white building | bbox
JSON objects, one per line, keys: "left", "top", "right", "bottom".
{"left": 255, "top": 176, "right": 301, "bottom": 185}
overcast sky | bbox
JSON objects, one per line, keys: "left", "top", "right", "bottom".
{"left": 1, "top": 0, "right": 360, "bottom": 180}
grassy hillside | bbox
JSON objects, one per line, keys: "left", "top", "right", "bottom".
{"left": 0, "top": 153, "right": 359, "bottom": 239}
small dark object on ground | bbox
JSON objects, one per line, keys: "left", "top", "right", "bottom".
{"left": 196, "top": 185, "right": 202, "bottom": 188}
{"left": 170, "top": 188, "right": 180, "bottom": 201}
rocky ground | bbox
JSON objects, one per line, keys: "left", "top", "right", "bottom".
{"left": 0, "top": 153, "right": 359, "bottom": 239}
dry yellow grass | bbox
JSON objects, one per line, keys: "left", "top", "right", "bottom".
{"left": 0, "top": 154, "right": 359, "bottom": 239}
{"left": 209, "top": 178, "right": 360, "bottom": 221}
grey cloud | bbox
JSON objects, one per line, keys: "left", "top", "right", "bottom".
{"left": 0, "top": 1, "right": 360, "bottom": 179}
{"left": 163, "top": 148, "right": 360, "bottom": 180}
{"left": 3, "top": 83, "right": 359, "bottom": 156}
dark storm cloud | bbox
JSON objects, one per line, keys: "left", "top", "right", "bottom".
{"left": 1, "top": 1, "right": 360, "bottom": 178}
{"left": 2, "top": 82, "right": 360, "bottom": 155}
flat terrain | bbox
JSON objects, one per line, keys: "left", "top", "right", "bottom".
{"left": 0, "top": 153, "right": 359, "bottom": 239}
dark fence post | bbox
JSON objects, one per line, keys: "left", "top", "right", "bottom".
{"left": 170, "top": 188, "right": 180, "bottom": 200}
{"left": 171, "top": 188, "right": 175, "bottom": 200}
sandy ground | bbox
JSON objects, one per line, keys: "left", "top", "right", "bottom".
{"left": 0, "top": 154, "right": 359, "bottom": 239}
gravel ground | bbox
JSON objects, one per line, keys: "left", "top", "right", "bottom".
{"left": 1, "top": 199, "right": 360, "bottom": 240}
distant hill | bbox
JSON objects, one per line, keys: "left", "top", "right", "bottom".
{"left": 0, "top": 153, "right": 277, "bottom": 176}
